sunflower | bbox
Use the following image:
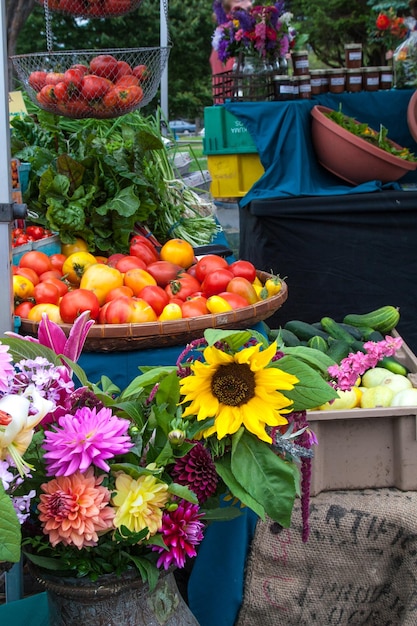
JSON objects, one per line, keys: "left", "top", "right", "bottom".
{"left": 179, "top": 341, "right": 298, "bottom": 443}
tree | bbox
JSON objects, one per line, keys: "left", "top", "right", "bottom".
{"left": 7, "top": 0, "right": 36, "bottom": 86}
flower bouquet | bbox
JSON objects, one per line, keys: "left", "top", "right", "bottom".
{"left": 0, "top": 313, "right": 338, "bottom": 588}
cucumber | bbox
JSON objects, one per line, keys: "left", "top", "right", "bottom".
{"left": 364, "top": 330, "right": 385, "bottom": 343}
{"left": 279, "top": 328, "right": 301, "bottom": 347}
{"left": 308, "top": 335, "right": 328, "bottom": 352}
{"left": 284, "top": 320, "right": 329, "bottom": 341}
{"left": 325, "top": 339, "right": 352, "bottom": 363}
{"left": 376, "top": 356, "right": 409, "bottom": 377}
{"left": 338, "top": 323, "right": 373, "bottom": 341}
{"left": 343, "top": 306, "right": 400, "bottom": 334}
{"left": 320, "top": 317, "right": 359, "bottom": 345}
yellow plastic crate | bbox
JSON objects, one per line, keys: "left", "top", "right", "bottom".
{"left": 207, "top": 153, "right": 264, "bottom": 198}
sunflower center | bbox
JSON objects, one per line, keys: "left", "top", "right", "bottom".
{"left": 211, "top": 363, "right": 255, "bottom": 407}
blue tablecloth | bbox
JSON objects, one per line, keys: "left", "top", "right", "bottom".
{"left": 225, "top": 90, "right": 417, "bottom": 206}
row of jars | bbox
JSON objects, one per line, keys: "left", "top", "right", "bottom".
{"left": 274, "top": 66, "right": 394, "bottom": 101}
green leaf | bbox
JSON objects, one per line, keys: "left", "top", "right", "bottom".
{"left": 120, "top": 367, "right": 176, "bottom": 400}
{"left": 215, "top": 455, "right": 265, "bottom": 519}
{"left": 200, "top": 506, "right": 243, "bottom": 521}
{"left": 204, "top": 328, "right": 253, "bottom": 350}
{"left": 0, "top": 483, "right": 21, "bottom": 563}
{"left": 23, "top": 551, "right": 74, "bottom": 572}
{"left": 1, "top": 337, "right": 62, "bottom": 366}
{"left": 282, "top": 346, "right": 337, "bottom": 371}
{"left": 231, "top": 430, "right": 298, "bottom": 527}
{"left": 127, "top": 555, "right": 159, "bottom": 591}
{"left": 273, "top": 355, "right": 338, "bottom": 409}
{"left": 168, "top": 482, "right": 198, "bottom": 504}
{"left": 96, "top": 185, "right": 140, "bottom": 218}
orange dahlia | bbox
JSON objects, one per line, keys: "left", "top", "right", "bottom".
{"left": 38, "top": 468, "right": 115, "bottom": 549}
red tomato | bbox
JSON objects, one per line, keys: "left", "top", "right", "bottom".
{"left": 132, "top": 64, "right": 149, "bottom": 82}
{"left": 28, "top": 70, "right": 47, "bottom": 92}
{"left": 102, "top": 296, "right": 133, "bottom": 324}
{"left": 39, "top": 270, "right": 62, "bottom": 282}
{"left": 115, "top": 255, "right": 147, "bottom": 273}
{"left": 146, "top": 260, "right": 182, "bottom": 287}
{"left": 53, "top": 81, "right": 69, "bottom": 103}
{"left": 228, "top": 260, "right": 257, "bottom": 282}
{"left": 201, "top": 268, "right": 234, "bottom": 297}
{"left": 59, "top": 289, "right": 100, "bottom": 323}
{"left": 226, "top": 276, "right": 259, "bottom": 305}
{"left": 137, "top": 285, "right": 169, "bottom": 316}
{"left": 104, "top": 285, "right": 134, "bottom": 303}
{"left": 81, "top": 75, "right": 113, "bottom": 101}
{"left": 129, "top": 235, "right": 159, "bottom": 255}
{"left": 218, "top": 291, "right": 250, "bottom": 309}
{"left": 181, "top": 296, "right": 209, "bottom": 318}
{"left": 19, "top": 250, "right": 52, "bottom": 276}
{"left": 13, "top": 234, "right": 30, "bottom": 247}
{"left": 89, "top": 54, "right": 120, "bottom": 80}
{"left": 25, "top": 225, "right": 46, "bottom": 240}
{"left": 115, "top": 60, "right": 132, "bottom": 79}
{"left": 34, "top": 281, "right": 61, "bottom": 305}
{"left": 49, "top": 253, "right": 66, "bottom": 273}
{"left": 15, "top": 266, "right": 40, "bottom": 286}
{"left": 98, "top": 301, "right": 111, "bottom": 324}
{"left": 103, "top": 85, "right": 143, "bottom": 111}
{"left": 70, "top": 64, "right": 89, "bottom": 76}
{"left": 115, "top": 75, "right": 140, "bottom": 88}
{"left": 165, "top": 274, "right": 201, "bottom": 301}
{"left": 104, "top": 0, "right": 133, "bottom": 14}
{"left": 45, "top": 72, "right": 65, "bottom": 85}
{"left": 129, "top": 241, "right": 159, "bottom": 266}
{"left": 63, "top": 68, "right": 84, "bottom": 91}
{"left": 195, "top": 255, "right": 228, "bottom": 282}
{"left": 60, "top": 99, "right": 91, "bottom": 118}
{"left": 14, "top": 301, "right": 34, "bottom": 318}
{"left": 37, "top": 85, "right": 58, "bottom": 108}
{"left": 107, "top": 253, "right": 126, "bottom": 268}
{"left": 42, "top": 277, "right": 69, "bottom": 298}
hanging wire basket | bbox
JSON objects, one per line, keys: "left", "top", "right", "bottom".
{"left": 36, "top": 0, "right": 144, "bottom": 18}
{"left": 11, "top": 47, "right": 171, "bottom": 119}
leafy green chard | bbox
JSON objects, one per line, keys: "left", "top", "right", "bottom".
{"left": 11, "top": 105, "right": 218, "bottom": 254}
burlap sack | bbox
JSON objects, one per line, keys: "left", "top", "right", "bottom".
{"left": 236, "top": 489, "right": 417, "bottom": 626}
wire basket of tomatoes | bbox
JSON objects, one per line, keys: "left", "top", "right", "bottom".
{"left": 36, "top": 0, "right": 144, "bottom": 18}
{"left": 11, "top": 47, "right": 171, "bottom": 119}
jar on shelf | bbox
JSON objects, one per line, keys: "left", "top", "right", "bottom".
{"left": 346, "top": 68, "right": 362, "bottom": 93}
{"left": 362, "top": 67, "right": 379, "bottom": 91}
{"left": 298, "top": 74, "right": 311, "bottom": 99}
{"left": 378, "top": 66, "right": 393, "bottom": 90}
{"left": 273, "top": 75, "right": 293, "bottom": 101}
{"left": 320, "top": 70, "right": 330, "bottom": 93}
{"left": 310, "top": 69, "right": 322, "bottom": 95}
{"left": 291, "top": 50, "right": 309, "bottom": 76}
{"left": 328, "top": 68, "right": 346, "bottom": 93}
{"left": 344, "top": 43, "right": 362, "bottom": 69}
{"left": 292, "top": 76, "right": 300, "bottom": 99}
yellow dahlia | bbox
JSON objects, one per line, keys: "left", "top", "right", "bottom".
{"left": 179, "top": 341, "right": 298, "bottom": 443}
{"left": 112, "top": 472, "right": 169, "bottom": 537}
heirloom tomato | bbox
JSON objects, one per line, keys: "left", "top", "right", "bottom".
{"left": 115, "top": 61, "right": 132, "bottom": 79}
{"left": 45, "top": 72, "right": 65, "bottom": 85}
{"left": 61, "top": 238, "right": 89, "bottom": 256}
{"left": 28, "top": 70, "right": 47, "bottom": 92}
{"left": 14, "top": 301, "right": 34, "bottom": 318}
{"left": 81, "top": 75, "right": 112, "bottom": 101}
{"left": 158, "top": 303, "right": 183, "bottom": 321}
{"left": 165, "top": 274, "right": 201, "bottom": 300}
{"left": 115, "top": 255, "right": 146, "bottom": 273}
{"left": 15, "top": 267, "right": 40, "bottom": 286}
{"left": 80, "top": 264, "right": 124, "bottom": 306}
{"left": 146, "top": 261, "right": 182, "bottom": 287}
{"left": 28, "top": 303, "right": 63, "bottom": 324}
{"left": 181, "top": 296, "right": 209, "bottom": 318}
{"left": 25, "top": 225, "right": 46, "bottom": 240}
{"left": 129, "top": 241, "right": 159, "bottom": 266}
{"left": 132, "top": 64, "right": 149, "bottom": 81}
{"left": 107, "top": 253, "right": 126, "bottom": 268}
{"left": 102, "top": 296, "right": 133, "bottom": 324}
{"left": 37, "top": 85, "right": 57, "bottom": 108}
{"left": 62, "top": 252, "right": 97, "bottom": 285}
{"left": 53, "top": 82, "right": 69, "bottom": 103}
{"left": 49, "top": 253, "right": 67, "bottom": 272}
{"left": 128, "top": 298, "right": 157, "bottom": 323}
{"left": 228, "top": 260, "right": 257, "bottom": 282}
{"left": 201, "top": 268, "right": 234, "bottom": 297}
{"left": 89, "top": 54, "right": 119, "bottom": 80}
{"left": 39, "top": 270, "right": 62, "bottom": 282}
{"left": 115, "top": 75, "right": 140, "bottom": 88}
{"left": 59, "top": 289, "right": 100, "bottom": 323}
{"left": 123, "top": 268, "right": 157, "bottom": 296}
{"left": 226, "top": 276, "right": 259, "bottom": 305}
{"left": 19, "top": 250, "right": 52, "bottom": 276}
{"left": 103, "top": 85, "right": 143, "bottom": 110}
{"left": 195, "top": 254, "right": 228, "bottom": 282}
{"left": 33, "top": 281, "right": 61, "bottom": 306}
{"left": 160, "top": 238, "right": 195, "bottom": 269}
{"left": 217, "top": 291, "right": 249, "bottom": 309}
{"left": 105, "top": 0, "right": 133, "bottom": 14}
{"left": 137, "top": 285, "right": 169, "bottom": 316}
{"left": 206, "top": 295, "right": 233, "bottom": 314}
{"left": 63, "top": 68, "right": 84, "bottom": 91}
{"left": 104, "top": 286, "right": 134, "bottom": 303}
{"left": 13, "top": 275, "right": 35, "bottom": 300}
{"left": 42, "top": 277, "right": 69, "bottom": 298}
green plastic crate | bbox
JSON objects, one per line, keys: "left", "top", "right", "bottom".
{"left": 203, "top": 106, "right": 257, "bottom": 155}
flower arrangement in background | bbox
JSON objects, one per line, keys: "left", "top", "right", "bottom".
{"left": 370, "top": 7, "right": 408, "bottom": 56}
{"left": 0, "top": 314, "right": 338, "bottom": 582}
{"left": 212, "top": 1, "right": 296, "bottom": 65}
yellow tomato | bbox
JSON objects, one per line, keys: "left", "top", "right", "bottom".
{"left": 61, "top": 238, "right": 90, "bottom": 257}
{"left": 80, "top": 264, "right": 124, "bottom": 306}
{"left": 264, "top": 276, "right": 282, "bottom": 297}
{"left": 206, "top": 295, "right": 233, "bottom": 314}
{"left": 13, "top": 275, "right": 35, "bottom": 300}
{"left": 159, "top": 238, "right": 195, "bottom": 269}
{"left": 27, "top": 303, "right": 63, "bottom": 323}
{"left": 158, "top": 303, "right": 183, "bottom": 321}
{"left": 62, "top": 252, "right": 97, "bottom": 285}
{"left": 128, "top": 298, "right": 158, "bottom": 323}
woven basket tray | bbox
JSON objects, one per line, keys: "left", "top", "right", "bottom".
{"left": 19, "top": 272, "right": 287, "bottom": 352}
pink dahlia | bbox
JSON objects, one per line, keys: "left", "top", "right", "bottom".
{"left": 171, "top": 442, "right": 218, "bottom": 504}
{"left": 38, "top": 468, "right": 115, "bottom": 548}
{"left": 42, "top": 406, "right": 133, "bottom": 476}
{"left": 152, "top": 499, "right": 205, "bottom": 570}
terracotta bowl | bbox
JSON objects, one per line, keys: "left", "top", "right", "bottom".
{"left": 310, "top": 105, "right": 417, "bottom": 185}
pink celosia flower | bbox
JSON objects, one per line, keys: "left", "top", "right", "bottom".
{"left": 151, "top": 499, "right": 205, "bottom": 569}
{"left": 42, "top": 406, "right": 133, "bottom": 476}
{"left": 38, "top": 468, "right": 115, "bottom": 548}
{"left": 171, "top": 442, "right": 218, "bottom": 504}
{"left": 327, "top": 336, "right": 403, "bottom": 390}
